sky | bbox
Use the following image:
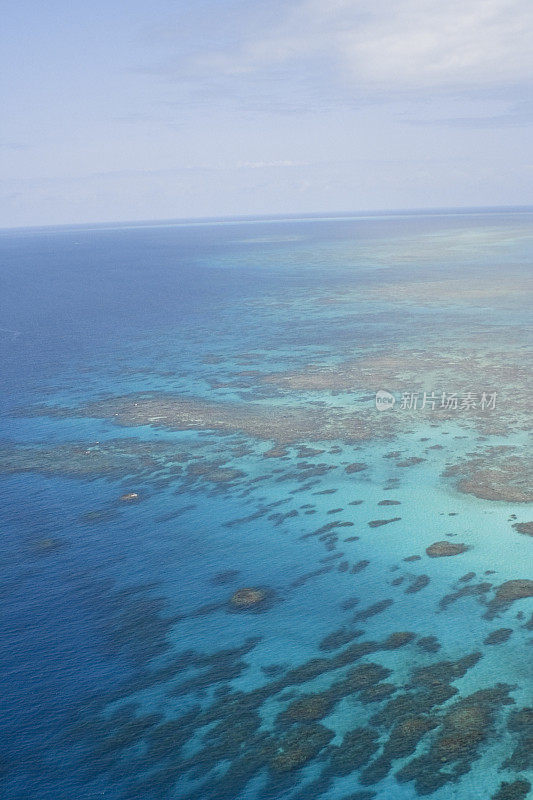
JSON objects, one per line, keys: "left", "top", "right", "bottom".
{"left": 1, "top": 0, "right": 532, "bottom": 227}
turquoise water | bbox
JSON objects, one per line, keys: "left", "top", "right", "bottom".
{"left": 0, "top": 210, "right": 531, "bottom": 799}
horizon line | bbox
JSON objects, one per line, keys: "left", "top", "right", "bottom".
{"left": 2, "top": 203, "right": 533, "bottom": 234}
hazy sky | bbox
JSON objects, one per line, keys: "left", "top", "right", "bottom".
{"left": 1, "top": 0, "right": 532, "bottom": 227}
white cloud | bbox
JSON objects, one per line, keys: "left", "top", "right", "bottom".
{"left": 189, "top": 0, "right": 533, "bottom": 92}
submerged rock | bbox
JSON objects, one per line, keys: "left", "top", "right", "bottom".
{"left": 229, "top": 587, "right": 267, "bottom": 610}
{"left": 211, "top": 569, "right": 241, "bottom": 586}
{"left": 119, "top": 492, "right": 140, "bottom": 502}
{"left": 31, "top": 537, "right": 65, "bottom": 553}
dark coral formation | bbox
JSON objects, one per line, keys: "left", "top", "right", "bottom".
{"left": 512, "top": 521, "right": 533, "bottom": 536}
{"left": 210, "top": 569, "right": 241, "bottom": 586}
{"left": 319, "top": 628, "right": 363, "bottom": 652}
{"left": 396, "top": 456, "right": 426, "bottom": 468}
{"left": 439, "top": 580, "right": 492, "bottom": 610}
{"left": 327, "top": 728, "right": 380, "bottom": 775}
{"left": 491, "top": 780, "right": 532, "bottom": 800}
{"left": 381, "top": 631, "right": 416, "bottom": 649}
{"left": 278, "top": 692, "right": 335, "bottom": 724}
{"left": 396, "top": 684, "right": 514, "bottom": 795}
{"left": 495, "top": 580, "right": 533, "bottom": 602}
{"left": 345, "top": 462, "right": 369, "bottom": 473}
{"left": 417, "top": 636, "right": 441, "bottom": 653}
{"left": 485, "top": 580, "right": 533, "bottom": 619}
{"left": 367, "top": 517, "right": 401, "bottom": 527}
{"left": 352, "top": 599, "right": 394, "bottom": 622}
{"left": 351, "top": 560, "right": 370, "bottom": 573}
{"left": 31, "top": 537, "right": 65, "bottom": 554}
{"left": 484, "top": 628, "right": 513, "bottom": 645}
{"left": 426, "top": 541, "right": 469, "bottom": 557}
{"left": 21, "top": 390, "right": 394, "bottom": 444}
{"left": 387, "top": 714, "right": 437, "bottom": 758}
{"left": 359, "top": 683, "right": 397, "bottom": 703}
{"left": 504, "top": 707, "right": 533, "bottom": 772}
{"left": 269, "top": 724, "right": 334, "bottom": 772}
{"left": 229, "top": 587, "right": 269, "bottom": 611}
{"left": 404, "top": 574, "right": 430, "bottom": 594}
{"left": 65, "top": 601, "right": 500, "bottom": 800}
{"left": 444, "top": 450, "right": 533, "bottom": 502}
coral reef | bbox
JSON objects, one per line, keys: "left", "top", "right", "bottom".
{"left": 491, "top": 780, "right": 532, "bottom": 800}
{"left": 229, "top": 587, "right": 268, "bottom": 610}
{"left": 485, "top": 580, "right": 533, "bottom": 619}
{"left": 345, "top": 462, "right": 368, "bottom": 474}
{"left": 444, "top": 449, "right": 533, "bottom": 502}
{"left": 279, "top": 692, "right": 335, "bottom": 723}
{"left": 426, "top": 541, "right": 468, "bottom": 557}
{"left": 396, "top": 684, "right": 514, "bottom": 794}
{"left": 269, "top": 724, "right": 334, "bottom": 772}
{"left": 484, "top": 628, "right": 513, "bottom": 645}
{"left": 504, "top": 707, "right": 533, "bottom": 772}
{"left": 512, "top": 521, "right": 533, "bottom": 536}
{"left": 328, "top": 728, "right": 380, "bottom": 775}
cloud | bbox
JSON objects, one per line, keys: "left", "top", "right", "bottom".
{"left": 331, "top": 0, "right": 533, "bottom": 89}
{"left": 147, "top": 0, "right": 533, "bottom": 104}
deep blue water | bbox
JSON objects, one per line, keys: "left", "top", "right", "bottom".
{"left": 0, "top": 211, "right": 531, "bottom": 800}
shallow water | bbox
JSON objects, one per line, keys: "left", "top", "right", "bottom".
{"left": 0, "top": 210, "right": 531, "bottom": 800}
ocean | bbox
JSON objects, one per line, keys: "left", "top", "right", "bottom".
{"left": 0, "top": 209, "right": 531, "bottom": 800}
